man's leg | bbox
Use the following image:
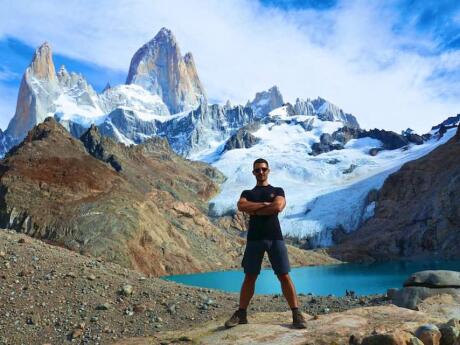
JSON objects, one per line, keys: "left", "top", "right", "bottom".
{"left": 239, "top": 273, "right": 258, "bottom": 309}
{"left": 268, "top": 240, "right": 307, "bottom": 328}
{"left": 239, "top": 240, "right": 265, "bottom": 309}
{"left": 276, "top": 273, "right": 298, "bottom": 309}
{"left": 225, "top": 241, "right": 264, "bottom": 328}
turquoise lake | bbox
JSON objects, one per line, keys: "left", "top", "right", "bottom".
{"left": 163, "top": 260, "right": 460, "bottom": 296}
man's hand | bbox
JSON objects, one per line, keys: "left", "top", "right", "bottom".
{"left": 253, "top": 196, "right": 286, "bottom": 216}
{"left": 238, "top": 198, "right": 270, "bottom": 213}
{"left": 246, "top": 202, "right": 271, "bottom": 216}
{"left": 238, "top": 195, "right": 286, "bottom": 216}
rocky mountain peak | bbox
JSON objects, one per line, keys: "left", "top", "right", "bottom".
{"left": 183, "top": 52, "right": 194, "bottom": 63}
{"left": 25, "top": 117, "right": 68, "bottom": 141}
{"left": 80, "top": 124, "right": 122, "bottom": 172}
{"left": 5, "top": 42, "right": 62, "bottom": 141}
{"left": 154, "top": 27, "right": 177, "bottom": 44}
{"left": 29, "top": 42, "right": 56, "bottom": 81}
{"left": 249, "top": 85, "right": 284, "bottom": 117}
{"left": 80, "top": 123, "right": 101, "bottom": 143}
{"left": 125, "top": 27, "right": 206, "bottom": 114}
{"left": 6, "top": 117, "right": 76, "bottom": 158}
{"left": 57, "top": 65, "right": 70, "bottom": 84}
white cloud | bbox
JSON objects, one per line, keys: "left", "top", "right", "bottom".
{"left": 0, "top": 67, "right": 19, "bottom": 81}
{"left": 0, "top": 0, "right": 458, "bottom": 133}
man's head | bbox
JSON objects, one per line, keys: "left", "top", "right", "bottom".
{"left": 252, "top": 158, "right": 270, "bottom": 183}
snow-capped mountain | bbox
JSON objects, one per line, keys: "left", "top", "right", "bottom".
{"left": 248, "top": 85, "right": 284, "bottom": 118}
{"left": 6, "top": 42, "right": 61, "bottom": 141}
{"left": 2, "top": 27, "right": 456, "bottom": 250}
{"left": 1, "top": 29, "right": 359, "bottom": 158}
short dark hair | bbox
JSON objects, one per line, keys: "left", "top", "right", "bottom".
{"left": 253, "top": 158, "right": 269, "bottom": 168}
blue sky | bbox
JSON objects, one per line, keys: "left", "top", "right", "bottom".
{"left": 0, "top": 0, "right": 459, "bottom": 132}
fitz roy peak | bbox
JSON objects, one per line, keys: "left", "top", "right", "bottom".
{"left": 1, "top": 28, "right": 360, "bottom": 158}
{"left": 126, "top": 27, "right": 207, "bottom": 114}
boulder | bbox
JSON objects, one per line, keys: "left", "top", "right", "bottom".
{"left": 404, "top": 271, "right": 460, "bottom": 288}
{"left": 414, "top": 324, "right": 441, "bottom": 345}
{"left": 361, "top": 332, "right": 421, "bottom": 345}
{"left": 439, "top": 324, "right": 459, "bottom": 345}
{"left": 391, "top": 271, "right": 460, "bottom": 310}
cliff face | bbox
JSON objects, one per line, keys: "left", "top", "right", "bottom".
{"left": 0, "top": 117, "right": 242, "bottom": 276}
{"left": 330, "top": 125, "right": 460, "bottom": 262}
{"left": 126, "top": 28, "right": 207, "bottom": 114}
{"left": 6, "top": 43, "right": 61, "bottom": 140}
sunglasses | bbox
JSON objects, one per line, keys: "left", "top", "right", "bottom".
{"left": 253, "top": 167, "right": 269, "bottom": 173}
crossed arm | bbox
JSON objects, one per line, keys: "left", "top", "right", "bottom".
{"left": 237, "top": 196, "right": 286, "bottom": 216}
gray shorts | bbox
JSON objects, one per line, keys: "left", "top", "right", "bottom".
{"left": 241, "top": 240, "right": 291, "bottom": 275}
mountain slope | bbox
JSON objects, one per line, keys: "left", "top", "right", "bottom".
{"left": 329, "top": 125, "right": 460, "bottom": 261}
{"left": 0, "top": 117, "right": 241, "bottom": 276}
{"left": 0, "top": 118, "right": 334, "bottom": 276}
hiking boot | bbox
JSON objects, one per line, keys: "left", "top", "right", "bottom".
{"left": 224, "top": 309, "right": 248, "bottom": 328}
{"left": 292, "top": 309, "right": 307, "bottom": 329}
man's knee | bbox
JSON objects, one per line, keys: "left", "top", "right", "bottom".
{"left": 276, "top": 273, "right": 290, "bottom": 282}
{"left": 244, "top": 273, "right": 258, "bottom": 283}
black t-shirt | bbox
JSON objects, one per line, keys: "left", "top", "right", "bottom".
{"left": 240, "top": 184, "right": 285, "bottom": 241}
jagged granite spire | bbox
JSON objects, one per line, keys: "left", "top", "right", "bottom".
{"left": 6, "top": 42, "right": 61, "bottom": 140}
{"left": 126, "top": 27, "right": 207, "bottom": 114}
{"left": 248, "top": 85, "right": 284, "bottom": 117}
{"left": 29, "top": 42, "right": 56, "bottom": 80}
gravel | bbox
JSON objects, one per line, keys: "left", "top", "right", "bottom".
{"left": 0, "top": 230, "right": 389, "bottom": 344}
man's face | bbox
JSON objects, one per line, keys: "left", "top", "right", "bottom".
{"left": 252, "top": 162, "right": 270, "bottom": 182}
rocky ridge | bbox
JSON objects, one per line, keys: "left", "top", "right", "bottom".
{"left": 0, "top": 117, "right": 239, "bottom": 276}
{"left": 310, "top": 126, "right": 425, "bottom": 156}
{"left": 329, "top": 124, "right": 460, "bottom": 262}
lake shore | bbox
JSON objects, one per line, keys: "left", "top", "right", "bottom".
{"left": 0, "top": 229, "right": 388, "bottom": 344}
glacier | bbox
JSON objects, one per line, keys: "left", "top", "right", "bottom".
{"left": 202, "top": 113, "right": 457, "bottom": 247}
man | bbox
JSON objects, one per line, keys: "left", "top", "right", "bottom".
{"left": 224, "top": 158, "right": 308, "bottom": 329}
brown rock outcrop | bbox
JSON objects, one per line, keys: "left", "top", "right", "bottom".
{"left": 0, "top": 117, "right": 240, "bottom": 276}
